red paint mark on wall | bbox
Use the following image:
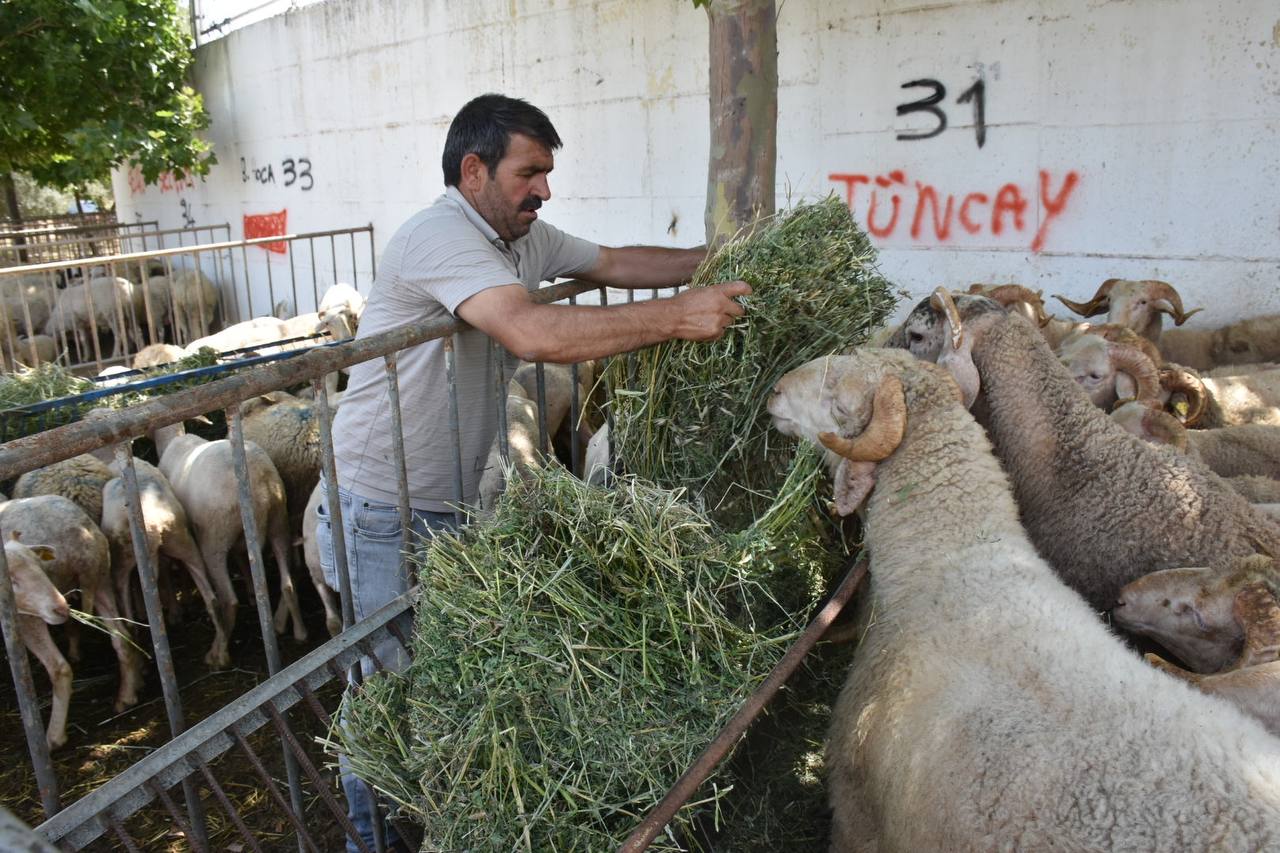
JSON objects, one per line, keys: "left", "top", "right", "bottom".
{"left": 127, "top": 166, "right": 195, "bottom": 196}
{"left": 828, "top": 169, "right": 1081, "bottom": 253}
{"left": 244, "top": 209, "right": 288, "bottom": 254}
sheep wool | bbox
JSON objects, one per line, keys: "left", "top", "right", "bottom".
{"left": 768, "top": 350, "right": 1280, "bottom": 850}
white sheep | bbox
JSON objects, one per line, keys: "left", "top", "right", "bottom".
{"left": 166, "top": 269, "right": 219, "bottom": 344}
{"left": 13, "top": 453, "right": 113, "bottom": 524}
{"left": 0, "top": 496, "right": 144, "bottom": 724}
{"left": 182, "top": 316, "right": 287, "bottom": 358}
{"left": 888, "top": 289, "right": 1280, "bottom": 611}
{"left": 98, "top": 456, "right": 231, "bottom": 668}
{"left": 301, "top": 481, "right": 342, "bottom": 637}
{"left": 1053, "top": 278, "right": 1200, "bottom": 343}
{"left": 315, "top": 283, "right": 365, "bottom": 341}
{"left": 42, "top": 276, "right": 141, "bottom": 361}
{"left": 132, "top": 342, "right": 185, "bottom": 369}
{"left": 5, "top": 534, "right": 72, "bottom": 749}
{"left": 1159, "top": 314, "right": 1280, "bottom": 371}
{"left": 153, "top": 421, "right": 306, "bottom": 642}
{"left": 1054, "top": 329, "right": 1162, "bottom": 410}
{"left": 239, "top": 392, "right": 322, "bottom": 532}
{"left": 965, "top": 282, "right": 1088, "bottom": 352}
{"left": 767, "top": 349, "right": 1280, "bottom": 849}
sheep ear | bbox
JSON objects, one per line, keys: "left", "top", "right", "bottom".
{"left": 830, "top": 459, "right": 877, "bottom": 517}
{"left": 939, "top": 332, "right": 980, "bottom": 409}
{"left": 29, "top": 545, "right": 56, "bottom": 562}
{"left": 1233, "top": 582, "right": 1280, "bottom": 668}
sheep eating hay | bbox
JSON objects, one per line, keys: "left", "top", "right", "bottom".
{"left": 767, "top": 349, "right": 1280, "bottom": 849}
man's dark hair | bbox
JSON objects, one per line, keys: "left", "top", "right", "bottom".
{"left": 442, "top": 94, "right": 562, "bottom": 187}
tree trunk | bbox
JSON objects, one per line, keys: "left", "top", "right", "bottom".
{"left": 2, "top": 172, "right": 29, "bottom": 263}
{"left": 704, "top": 0, "right": 777, "bottom": 247}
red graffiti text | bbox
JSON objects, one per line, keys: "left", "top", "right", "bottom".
{"left": 127, "top": 166, "right": 196, "bottom": 197}
{"left": 827, "top": 169, "right": 1081, "bottom": 253}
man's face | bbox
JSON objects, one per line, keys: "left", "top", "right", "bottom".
{"left": 470, "top": 133, "right": 553, "bottom": 242}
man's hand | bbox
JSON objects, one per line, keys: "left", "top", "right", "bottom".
{"left": 666, "top": 281, "right": 753, "bottom": 341}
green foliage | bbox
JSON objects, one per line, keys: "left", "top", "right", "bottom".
{"left": 0, "top": 0, "right": 215, "bottom": 188}
{"left": 11, "top": 172, "right": 113, "bottom": 217}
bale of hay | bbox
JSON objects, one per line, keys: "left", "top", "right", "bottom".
{"left": 329, "top": 466, "right": 809, "bottom": 851}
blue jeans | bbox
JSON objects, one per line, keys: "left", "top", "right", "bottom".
{"left": 314, "top": 476, "right": 457, "bottom": 853}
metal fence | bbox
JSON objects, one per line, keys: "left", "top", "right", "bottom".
{"left": 0, "top": 225, "right": 376, "bottom": 375}
{"left": 0, "top": 219, "right": 158, "bottom": 266}
{"left": 0, "top": 277, "right": 858, "bottom": 851}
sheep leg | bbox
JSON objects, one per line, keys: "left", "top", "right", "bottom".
{"left": 164, "top": 530, "right": 231, "bottom": 669}
{"left": 93, "top": 585, "right": 143, "bottom": 712}
{"left": 156, "top": 557, "right": 184, "bottom": 626}
{"left": 112, "top": 544, "right": 138, "bottom": 624}
{"left": 270, "top": 524, "right": 307, "bottom": 643}
{"left": 20, "top": 616, "right": 72, "bottom": 751}
{"left": 200, "top": 541, "right": 238, "bottom": 635}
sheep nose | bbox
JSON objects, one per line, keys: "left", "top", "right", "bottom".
{"left": 51, "top": 601, "right": 70, "bottom": 623}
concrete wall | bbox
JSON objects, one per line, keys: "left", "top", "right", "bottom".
{"left": 114, "top": 0, "right": 1280, "bottom": 326}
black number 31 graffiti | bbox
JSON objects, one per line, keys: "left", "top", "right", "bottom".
{"left": 896, "top": 78, "right": 987, "bottom": 148}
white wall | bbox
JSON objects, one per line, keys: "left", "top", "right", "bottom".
{"left": 114, "top": 0, "right": 1280, "bottom": 327}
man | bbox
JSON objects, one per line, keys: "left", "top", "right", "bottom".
{"left": 318, "top": 93, "right": 750, "bottom": 850}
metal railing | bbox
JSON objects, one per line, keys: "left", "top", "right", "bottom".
{"left": 0, "top": 276, "right": 852, "bottom": 851}
{"left": 0, "top": 225, "right": 376, "bottom": 375}
{"left": 1, "top": 219, "right": 158, "bottom": 266}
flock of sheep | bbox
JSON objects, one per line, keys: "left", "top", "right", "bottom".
{"left": 769, "top": 278, "right": 1280, "bottom": 848}
{"left": 1, "top": 281, "right": 365, "bottom": 750}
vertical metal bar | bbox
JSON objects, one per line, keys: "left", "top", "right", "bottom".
{"left": 239, "top": 245, "right": 253, "bottom": 325}
{"left": 82, "top": 263, "right": 104, "bottom": 370}
{"left": 349, "top": 231, "right": 357, "bottom": 289}
{"left": 368, "top": 224, "right": 377, "bottom": 280}
{"left": 382, "top": 355, "right": 413, "bottom": 556}
{"left": 262, "top": 247, "right": 275, "bottom": 318}
{"left": 307, "top": 237, "right": 318, "bottom": 311}
{"left": 0, "top": 523, "right": 61, "bottom": 819}
{"left": 493, "top": 339, "right": 509, "bottom": 464}
{"left": 196, "top": 761, "right": 266, "bottom": 853}
{"left": 330, "top": 234, "right": 338, "bottom": 289}
{"left": 570, "top": 362, "right": 582, "bottom": 476}
{"left": 162, "top": 255, "right": 182, "bottom": 347}
{"left": 116, "top": 445, "right": 210, "bottom": 848}
{"left": 108, "top": 818, "right": 143, "bottom": 853}
{"left": 444, "top": 336, "right": 465, "bottom": 529}
{"left": 225, "top": 406, "right": 309, "bottom": 835}
{"left": 146, "top": 779, "right": 204, "bottom": 853}
{"left": 265, "top": 701, "right": 374, "bottom": 853}
{"left": 233, "top": 732, "right": 323, "bottom": 853}
{"left": 534, "top": 362, "right": 549, "bottom": 457}
{"left": 312, "top": 379, "right": 355, "bottom": 631}
{"left": 287, "top": 240, "right": 299, "bottom": 315}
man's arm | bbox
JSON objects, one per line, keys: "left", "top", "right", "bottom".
{"left": 579, "top": 245, "right": 706, "bottom": 290}
{"left": 455, "top": 280, "right": 750, "bottom": 364}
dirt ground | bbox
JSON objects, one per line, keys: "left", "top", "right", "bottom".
{"left": 0, "top": 570, "right": 356, "bottom": 852}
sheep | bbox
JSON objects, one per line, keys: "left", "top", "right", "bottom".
{"left": 1158, "top": 314, "right": 1280, "bottom": 371}
{"left": 477, "top": 380, "right": 552, "bottom": 513}
{"left": 13, "top": 453, "right": 113, "bottom": 524}
{"left": 766, "top": 349, "right": 1280, "bottom": 849}
{"left": 183, "top": 316, "right": 287, "bottom": 358}
{"left": 239, "top": 392, "right": 322, "bottom": 532}
{"left": 0, "top": 273, "right": 54, "bottom": 339}
{"left": 166, "top": 269, "right": 219, "bottom": 344}
{"left": 5, "top": 534, "right": 73, "bottom": 749}
{"left": 315, "top": 283, "right": 365, "bottom": 341}
{"left": 583, "top": 422, "right": 610, "bottom": 486}
{"left": 1113, "top": 556, "right": 1280, "bottom": 735}
{"left": 965, "top": 282, "right": 1088, "bottom": 351}
{"left": 42, "top": 276, "right": 141, "bottom": 361}
{"left": 0, "top": 496, "right": 144, "bottom": 720}
{"left": 98, "top": 456, "right": 231, "bottom": 668}
{"left": 1114, "top": 555, "right": 1278, "bottom": 673}
{"left": 153, "top": 421, "right": 306, "bottom": 642}
{"left": 1053, "top": 278, "right": 1200, "bottom": 343}
{"left": 132, "top": 342, "right": 185, "bottom": 369}
{"left": 887, "top": 288, "right": 1280, "bottom": 611}
{"left": 301, "top": 481, "right": 342, "bottom": 637}
{"left": 1162, "top": 365, "right": 1280, "bottom": 428}
{"left": 1054, "top": 328, "right": 1162, "bottom": 410}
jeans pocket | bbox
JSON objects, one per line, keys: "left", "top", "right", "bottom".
{"left": 315, "top": 499, "right": 337, "bottom": 591}
{"left": 351, "top": 500, "right": 403, "bottom": 542}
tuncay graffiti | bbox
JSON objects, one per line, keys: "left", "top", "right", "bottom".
{"left": 828, "top": 169, "right": 1081, "bottom": 253}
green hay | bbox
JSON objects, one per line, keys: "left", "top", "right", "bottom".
{"left": 329, "top": 467, "right": 809, "bottom": 852}
{"left": 606, "top": 196, "right": 898, "bottom": 532}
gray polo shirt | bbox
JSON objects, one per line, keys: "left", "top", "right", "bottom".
{"left": 331, "top": 186, "right": 600, "bottom": 512}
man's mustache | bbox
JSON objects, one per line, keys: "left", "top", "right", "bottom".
{"left": 520, "top": 197, "right": 542, "bottom": 212}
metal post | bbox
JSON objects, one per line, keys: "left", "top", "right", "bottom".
{"left": 0, "top": 523, "right": 61, "bottom": 819}
{"left": 534, "top": 361, "right": 549, "bottom": 456}
{"left": 382, "top": 355, "right": 413, "bottom": 556}
{"left": 312, "top": 384, "right": 356, "bottom": 631}
{"left": 116, "top": 445, "right": 210, "bottom": 850}
{"left": 444, "top": 336, "right": 465, "bottom": 528}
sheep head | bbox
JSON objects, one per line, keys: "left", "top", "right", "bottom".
{"left": 769, "top": 352, "right": 912, "bottom": 516}
{"left": 6, "top": 534, "right": 67, "bottom": 625}
{"left": 1109, "top": 401, "right": 1189, "bottom": 453}
{"left": 1157, "top": 365, "right": 1209, "bottom": 427}
{"left": 1056, "top": 333, "right": 1162, "bottom": 410}
{"left": 1054, "top": 279, "right": 1201, "bottom": 342}
{"left": 887, "top": 288, "right": 1005, "bottom": 408}
{"left": 1112, "top": 557, "right": 1279, "bottom": 673}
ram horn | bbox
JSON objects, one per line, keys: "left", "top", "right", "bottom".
{"left": 1131, "top": 404, "right": 1190, "bottom": 453}
{"left": 1108, "top": 343, "right": 1162, "bottom": 403}
{"left": 1158, "top": 365, "right": 1209, "bottom": 427}
{"left": 1088, "top": 323, "right": 1164, "bottom": 365}
{"left": 983, "top": 284, "right": 1051, "bottom": 326}
{"left": 818, "top": 374, "right": 907, "bottom": 462}
{"left": 929, "top": 287, "right": 965, "bottom": 351}
{"left": 1146, "top": 280, "right": 1203, "bottom": 326}
{"left": 1053, "top": 278, "right": 1119, "bottom": 318}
